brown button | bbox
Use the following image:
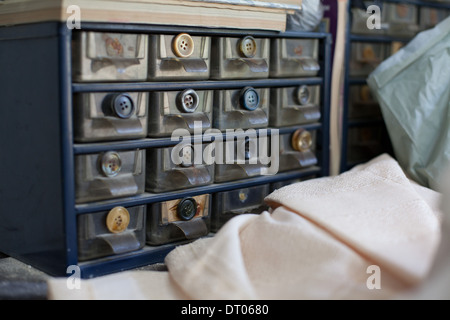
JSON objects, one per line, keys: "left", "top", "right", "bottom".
{"left": 106, "top": 206, "right": 130, "bottom": 234}
{"left": 172, "top": 33, "right": 195, "bottom": 58}
{"left": 239, "top": 36, "right": 257, "bottom": 58}
{"left": 291, "top": 129, "right": 312, "bottom": 152}
{"left": 360, "top": 85, "right": 372, "bottom": 102}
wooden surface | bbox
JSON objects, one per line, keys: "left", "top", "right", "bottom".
{"left": 0, "top": 0, "right": 302, "bottom": 31}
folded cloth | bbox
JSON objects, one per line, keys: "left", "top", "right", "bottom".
{"left": 47, "top": 154, "right": 442, "bottom": 299}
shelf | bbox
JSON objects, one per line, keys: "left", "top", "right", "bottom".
{"left": 348, "top": 118, "right": 385, "bottom": 127}
{"left": 369, "top": 0, "right": 450, "bottom": 9}
{"left": 79, "top": 22, "right": 332, "bottom": 38}
{"left": 350, "top": 34, "right": 412, "bottom": 43}
{"left": 78, "top": 244, "right": 178, "bottom": 278}
{"left": 73, "top": 123, "right": 324, "bottom": 154}
{"left": 72, "top": 77, "right": 325, "bottom": 93}
{"left": 74, "top": 166, "right": 322, "bottom": 214}
{"left": 348, "top": 77, "right": 368, "bottom": 85}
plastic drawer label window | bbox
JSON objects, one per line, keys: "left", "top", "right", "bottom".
{"left": 148, "top": 34, "right": 210, "bottom": 81}
{"left": 270, "top": 38, "right": 320, "bottom": 78}
{"left": 210, "top": 36, "right": 269, "bottom": 80}
{"left": 269, "top": 86, "right": 321, "bottom": 127}
{"left": 73, "top": 91, "right": 148, "bottom": 143}
{"left": 147, "top": 89, "right": 213, "bottom": 137}
{"left": 72, "top": 32, "right": 148, "bottom": 82}
{"left": 77, "top": 205, "right": 146, "bottom": 261}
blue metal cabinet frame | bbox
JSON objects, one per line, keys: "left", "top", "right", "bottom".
{"left": 0, "top": 22, "right": 332, "bottom": 278}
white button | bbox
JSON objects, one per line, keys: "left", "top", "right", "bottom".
{"left": 239, "top": 36, "right": 257, "bottom": 58}
{"left": 296, "top": 85, "right": 311, "bottom": 106}
{"left": 100, "top": 152, "right": 122, "bottom": 177}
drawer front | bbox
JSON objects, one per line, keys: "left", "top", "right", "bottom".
{"left": 269, "top": 85, "right": 321, "bottom": 127}
{"left": 211, "top": 184, "right": 270, "bottom": 232}
{"left": 148, "top": 33, "right": 210, "bottom": 81}
{"left": 73, "top": 91, "right": 148, "bottom": 142}
{"left": 213, "top": 87, "right": 269, "bottom": 130}
{"left": 72, "top": 32, "right": 148, "bottom": 82}
{"left": 147, "top": 89, "right": 213, "bottom": 137}
{"left": 349, "top": 42, "right": 387, "bottom": 77}
{"left": 75, "top": 149, "right": 146, "bottom": 203}
{"left": 146, "top": 194, "right": 211, "bottom": 245}
{"left": 278, "top": 128, "right": 318, "bottom": 172}
{"left": 146, "top": 143, "right": 214, "bottom": 193}
{"left": 210, "top": 36, "right": 270, "bottom": 79}
{"left": 270, "top": 38, "right": 320, "bottom": 78}
{"left": 77, "top": 205, "right": 146, "bottom": 261}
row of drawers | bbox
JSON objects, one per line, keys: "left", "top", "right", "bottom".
{"left": 72, "top": 31, "right": 320, "bottom": 82}
{"left": 75, "top": 127, "right": 319, "bottom": 203}
{"left": 74, "top": 85, "right": 321, "bottom": 142}
{"left": 351, "top": 3, "right": 449, "bottom": 37}
{"left": 78, "top": 177, "right": 317, "bottom": 261}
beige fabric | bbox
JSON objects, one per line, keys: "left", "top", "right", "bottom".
{"left": 47, "top": 154, "right": 444, "bottom": 299}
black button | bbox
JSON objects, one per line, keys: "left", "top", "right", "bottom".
{"left": 177, "top": 197, "right": 198, "bottom": 221}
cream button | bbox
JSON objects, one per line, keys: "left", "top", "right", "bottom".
{"left": 291, "top": 129, "right": 312, "bottom": 152}
{"left": 172, "top": 33, "right": 195, "bottom": 58}
{"left": 239, "top": 36, "right": 257, "bottom": 58}
{"left": 100, "top": 151, "right": 122, "bottom": 177}
{"left": 106, "top": 206, "right": 130, "bottom": 233}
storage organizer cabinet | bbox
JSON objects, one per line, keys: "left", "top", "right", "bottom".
{"left": 341, "top": 0, "right": 450, "bottom": 172}
{"left": 0, "top": 22, "right": 331, "bottom": 278}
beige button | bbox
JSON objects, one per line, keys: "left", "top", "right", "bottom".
{"left": 106, "top": 206, "right": 130, "bottom": 233}
{"left": 172, "top": 33, "right": 195, "bottom": 58}
{"left": 239, "top": 36, "right": 257, "bottom": 58}
{"left": 100, "top": 151, "right": 122, "bottom": 177}
{"left": 291, "top": 129, "right": 312, "bottom": 152}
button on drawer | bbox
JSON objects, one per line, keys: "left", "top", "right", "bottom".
{"left": 213, "top": 87, "right": 269, "bottom": 130}
{"left": 347, "top": 126, "right": 387, "bottom": 164}
{"left": 270, "top": 38, "right": 320, "bottom": 78}
{"left": 348, "top": 85, "right": 382, "bottom": 119}
{"left": 210, "top": 36, "right": 269, "bottom": 79}
{"left": 269, "top": 85, "right": 321, "bottom": 127}
{"left": 146, "top": 194, "right": 210, "bottom": 245}
{"left": 278, "top": 128, "right": 318, "bottom": 172}
{"left": 77, "top": 205, "right": 146, "bottom": 261}
{"left": 147, "top": 89, "right": 213, "bottom": 137}
{"left": 75, "top": 149, "right": 145, "bottom": 203}
{"left": 211, "top": 184, "right": 270, "bottom": 232}
{"left": 214, "top": 134, "right": 272, "bottom": 182}
{"left": 148, "top": 33, "right": 210, "bottom": 81}
{"left": 349, "top": 42, "right": 387, "bottom": 77}
{"left": 73, "top": 92, "right": 148, "bottom": 142}
{"left": 72, "top": 31, "right": 148, "bottom": 82}
{"left": 145, "top": 143, "right": 214, "bottom": 193}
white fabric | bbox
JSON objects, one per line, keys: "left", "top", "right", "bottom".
{"left": 47, "top": 154, "right": 444, "bottom": 299}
